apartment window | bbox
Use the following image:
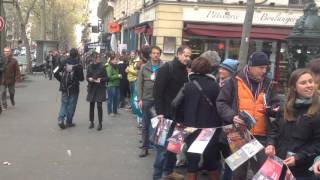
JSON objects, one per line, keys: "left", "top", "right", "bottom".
{"left": 289, "top": 0, "right": 308, "bottom": 6}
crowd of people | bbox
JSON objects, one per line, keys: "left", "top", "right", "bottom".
{"left": 2, "top": 44, "right": 320, "bottom": 180}
{"left": 132, "top": 45, "right": 320, "bottom": 180}
{"left": 53, "top": 45, "right": 320, "bottom": 180}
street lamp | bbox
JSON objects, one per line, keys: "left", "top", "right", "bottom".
{"left": 287, "top": 0, "right": 320, "bottom": 72}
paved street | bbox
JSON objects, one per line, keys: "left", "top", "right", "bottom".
{"left": 0, "top": 75, "right": 155, "bottom": 180}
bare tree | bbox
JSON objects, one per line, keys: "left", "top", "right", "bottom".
{"left": 15, "top": 0, "right": 37, "bottom": 73}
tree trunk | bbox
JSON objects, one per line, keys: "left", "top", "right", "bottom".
{"left": 238, "top": 0, "right": 255, "bottom": 70}
{"left": 40, "top": 0, "right": 46, "bottom": 40}
{"left": 20, "top": 23, "right": 32, "bottom": 73}
{"left": 15, "top": 0, "right": 37, "bottom": 73}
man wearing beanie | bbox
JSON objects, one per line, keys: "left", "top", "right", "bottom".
{"left": 216, "top": 51, "right": 280, "bottom": 179}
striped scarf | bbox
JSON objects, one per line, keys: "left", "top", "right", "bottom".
{"left": 244, "top": 66, "right": 264, "bottom": 100}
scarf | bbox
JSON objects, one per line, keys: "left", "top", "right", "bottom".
{"left": 294, "top": 98, "right": 313, "bottom": 108}
{"left": 244, "top": 66, "right": 264, "bottom": 100}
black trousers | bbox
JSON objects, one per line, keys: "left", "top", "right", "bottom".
{"left": 89, "top": 102, "right": 103, "bottom": 124}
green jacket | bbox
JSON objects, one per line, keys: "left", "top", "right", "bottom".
{"left": 106, "top": 65, "right": 120, "bottom": 87}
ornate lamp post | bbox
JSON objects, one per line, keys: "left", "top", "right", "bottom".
{"left": 287, "top": 0, "right": 320, "bottom": 72}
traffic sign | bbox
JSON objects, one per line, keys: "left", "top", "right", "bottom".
{"left": 0, "top": 16, "right": 4, "bottom": 32}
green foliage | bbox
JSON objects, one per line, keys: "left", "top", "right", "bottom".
{"left": 28, "top": 0, "right": 89, "bottom": 49}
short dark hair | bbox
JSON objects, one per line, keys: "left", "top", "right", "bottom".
{"left": 191, "top": 57, "right": 212, "bottom": 75}
{"left": 177, "top": 45, "right": 191, "bottom": 55}
{"left": 308, "top": 58, "right": 320, "bottom": 75}
{"left": 69, "top": 48, "right": 79, "bottom": 58}
{"left": 151, "top": 46, "right": 162, "bottom": 54}
{"left": 140, "top": 45, "right": 151, "bottom": 61}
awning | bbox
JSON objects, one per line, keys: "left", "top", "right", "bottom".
{"left": 184, "top": 23, "right": 292, "bottom": 41}
{"left": 134, "top": 25, "right": 153, "bottom": 36}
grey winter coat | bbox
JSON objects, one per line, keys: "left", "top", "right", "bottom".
{"left": 137, "top": 61, "right": 164, "bottom": 101}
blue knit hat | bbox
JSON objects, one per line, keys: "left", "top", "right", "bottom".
{"left": 219, "top": 59, "right": 239, "bottom": 74}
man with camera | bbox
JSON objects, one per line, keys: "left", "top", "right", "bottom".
{"left": 216, "top": 51, "right": 280, "bottom": 179}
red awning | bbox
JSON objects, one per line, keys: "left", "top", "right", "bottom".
{"left": 184, "top": 23, "right": 292, "bottom": 41}
{"left": 134, "top": 25, "right": 153, "bottom": 36}
{"left": 134, "top": 26, "right": 146, "bottom": 34}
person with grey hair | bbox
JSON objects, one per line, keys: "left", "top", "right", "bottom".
{"left": 200, "top": 50, "right": 221, "bottom": 68}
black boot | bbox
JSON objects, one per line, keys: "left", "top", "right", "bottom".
{"left": 10, "top": 95, "right": 15, "bottom": 106}
{"left": 139, "top": 149, "right": 148, "bottom": 158}
{"left": 0, "top": 106, "right": 2, "bottom": 114}
{"left": 66, "top": 122, "right": 76, "bottom": 128}
{"left": 97, "top": 123, "right": 102, "bottom": 131}
{"left": 58, "top": 121, "right": 65, "bottom": 129}
{"left": 89, "top": 122, "right": 94, "bottom": 129}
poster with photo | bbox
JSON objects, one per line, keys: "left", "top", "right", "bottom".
{"left": 223, "top": 124, "right": 251, "bottom": 153}
{"left": 252, "top": 157, "right": 284, "bottom": 180}
{"left": 225, "top": 138, "right": 264, "bottom": 171}
{"left": 163, "top": 37, "right": 176, "bottom": 54}
{"left": 187, "top": 128, "right": 216, "bottom": 154}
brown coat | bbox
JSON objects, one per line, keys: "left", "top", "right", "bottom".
{"left": 2, "top": 57, "right": 21, "bottom": 86}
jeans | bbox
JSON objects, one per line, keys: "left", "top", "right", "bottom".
{"left": 58, "top": 93, "right": 79, "bottom": 124}
{"left": 107, "top": 86, "right": 119, "bottom": 114}
{"left": 153, "top": 145, "right": 177, "bottom": 180}
{"left": 129, "top": 81, "right": 136, "bottom": 98}
{"left": 141, "top": 100, "right": 154, "bottom": 149}
{"left": 1, "top": 84, "right": 15, "bottom": 108}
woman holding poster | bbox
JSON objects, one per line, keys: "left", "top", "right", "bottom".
{"left": 172, "top": 57, "right": 221, "bottom": 180}
{"left": 265, "top": 68, "right": 320, "bottom": 179}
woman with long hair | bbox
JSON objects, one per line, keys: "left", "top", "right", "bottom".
{"left": 265, "top": 68, "right": 320, "bottom": 179}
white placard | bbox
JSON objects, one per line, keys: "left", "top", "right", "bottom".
{"left": 225, "top": 138, "right": 264, "bottom": 171}
{"left": 187, "top": 128, "right": 216, "bottom": 154}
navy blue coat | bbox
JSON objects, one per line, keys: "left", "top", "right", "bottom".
{"left": 172, "top": 73, "right": 221, "bottom": 128}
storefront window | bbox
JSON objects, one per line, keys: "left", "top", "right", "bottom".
{"left": 227, "top": 39, "right": 241, "bottom": 59}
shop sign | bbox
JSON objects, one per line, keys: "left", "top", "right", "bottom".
{"left": 140, "top": 8, "right": 156, "bottom": 23}
{"left": 183, "top": 7, "right": 303, "bottom": 27}
{"left": 108, "top": 22, "right": 121, "bottom": 33}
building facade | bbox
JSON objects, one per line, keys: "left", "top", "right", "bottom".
{"left": 97, "top": 0, "right": 319, "bottom": 83}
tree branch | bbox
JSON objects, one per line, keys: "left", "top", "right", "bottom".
{"left": 24, "top": 0, "right": 37, "bottom": 24}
